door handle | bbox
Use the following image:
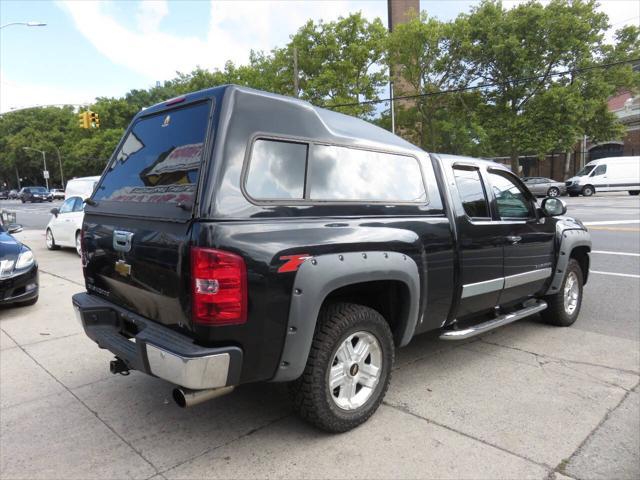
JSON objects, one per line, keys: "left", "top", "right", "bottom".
{"left": 506, "top": 235, "right": 522, "bottom": 244}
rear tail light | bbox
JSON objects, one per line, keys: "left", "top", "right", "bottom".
{"left": 191, "top": 247, "right": 247, "bottom": 326}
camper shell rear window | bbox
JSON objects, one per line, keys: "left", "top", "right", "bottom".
{"left": 93, "top": 101, "right": 212, "bottom": 211}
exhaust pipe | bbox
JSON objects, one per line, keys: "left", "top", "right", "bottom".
{"left": 172, "top": 386, "right": 234, "bottom": 408}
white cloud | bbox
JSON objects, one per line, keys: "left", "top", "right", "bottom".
{"left": 136, "top": 0, "right": 169, "bottom": 33}
{"left": 58, "top": 0, "right": 387, "bottom": 82}
{"left": 0, "top": 69, "right": 96, "bottom": 113}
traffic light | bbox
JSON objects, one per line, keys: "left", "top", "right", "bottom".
{"left": 89, "top": 111, "right": 100, "bottom": 128}
{"left": 78, "top": 111, "right": 90, "bottom": 129}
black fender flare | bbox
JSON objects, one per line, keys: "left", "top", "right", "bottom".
{"left": 544, "top": 228, "right": 591, "bottom": 295}
{"left": 271, "top": 251, "right": 421, "bottom": 382}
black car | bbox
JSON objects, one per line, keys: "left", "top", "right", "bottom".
{"left": 0, "top": 220, "right": 38, "bottom": 306}
{"left": 73, "top": 85, "right": 591, "bottom": 432}
{"left": 19, "top": 186, "right": 53, "bottom": 203}
{"left": 0, "top": 189, "right": 9, "bottom": 200}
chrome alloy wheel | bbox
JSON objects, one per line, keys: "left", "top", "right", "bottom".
{"left": 564, "top": 271, "right": 579, "bottom": 315}
{"left": 46, "top": 229, "right": 54, "bottom": 249}
{"left": 328, "top": 331, "right": 382, "bottom": 411}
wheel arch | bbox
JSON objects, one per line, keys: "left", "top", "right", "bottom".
{"left": 272, "top": 251, "right": 421, "bottom": 382}
{"left": 545, "top": 229, "right": 591, "bottom": 295}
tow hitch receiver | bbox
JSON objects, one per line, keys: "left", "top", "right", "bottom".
{"left": 110, "top": 357, "right": 130, "bottom": 375}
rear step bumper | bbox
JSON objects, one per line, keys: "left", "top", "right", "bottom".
{"left": 72, "top": 292, "right": 242, "bottom": 389}
{"left": 440, "top": 300, "right": 548, "bottom": 341}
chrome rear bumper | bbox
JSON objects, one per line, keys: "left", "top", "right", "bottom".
{"left": 72, "top": 292, "right": 242, "bottom": 389}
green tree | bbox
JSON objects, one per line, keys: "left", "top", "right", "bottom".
{"left": 463, "top": 0, "right": 616, "bottom": 173}
{"left": 387, "top": 12, "right": 491, "bottom": 155}
{"left": 289, "top": 13, "right": 388, "bottom": 117}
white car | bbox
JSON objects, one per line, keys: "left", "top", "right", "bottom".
{"left": 45, "top": 196, "right": 84, "bottom": 255}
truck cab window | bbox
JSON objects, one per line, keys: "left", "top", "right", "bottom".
{"left": 488, "top": 171, "right": 533, "bottom": 219}
{"left": 452, "top": 167, "right": 490, "bottom": 218}
{"left": 591, "top": 165, "right": 607, "bottom": 176}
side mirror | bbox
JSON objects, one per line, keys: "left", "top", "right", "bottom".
{"left": 50, "top": 208, "right": 59, "bottom": 217}
{"left": 541, "top": 197, "right": 567, "bottom": 217}
{"left": 8, "top": 224, "right": 23, "bottom": 234}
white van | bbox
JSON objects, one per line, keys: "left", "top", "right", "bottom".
{"left": 565, "top": 156, "right": 640, "bottom": 196}
{"left": 64, "top": 176, "right": 100, "bottom": 200}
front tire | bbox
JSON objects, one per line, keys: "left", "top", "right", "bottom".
{"left": 46, "top": 228, "right": 60, "bottom": 250}
{"left": 75, "top": 231, "right": 82, "bottom": 256}
{"left": 629, "top": 191, "right": 640, "bottom": 196}
{"left": 547, "top": 187, "right": 560, "bottom": 197}
{"left": 581, "top": 185, "right": 595, "bottom": 197}
{"left": 290, "top": 302, "right": 394, "bottom": 433}
{"left": 541, "top": 258, "right": 583, "bottom": 327}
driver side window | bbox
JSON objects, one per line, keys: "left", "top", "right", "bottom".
{"left": 488, "top": 171, "right": 533, "bottom": 219}
{"left": 591, "top": 165, "right": 606, "bottom": 176}
{"left": 59, "top": 197, "right": 76, "bottom": 214}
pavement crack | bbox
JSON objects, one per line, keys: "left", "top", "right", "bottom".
{"left": 39, "top": 268, "right": 84, "bottom": 287}
{"left": 1, "top": 329, "right": 160, "bottom": 476}
{"left": 480, "top": 338, "right": 640, "bottom": 376}
{"left": 159, "top": 413, "right": 291, "bottom": 476}
{"left": 552, "top": 384, "right": 639, "bottom": 477}
{"left": 382, "top": 401, "right": 554, "bottom": 474}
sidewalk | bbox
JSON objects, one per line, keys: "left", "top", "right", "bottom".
{"left": 1, "top": 230, "right": 638, "bottom": 479}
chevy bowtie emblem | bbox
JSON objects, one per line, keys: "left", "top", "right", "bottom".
{"left": 115, "top": 260, "right": 132, "bottom": 277}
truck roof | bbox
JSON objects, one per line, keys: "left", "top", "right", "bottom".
{"left": 141, "top": 85, "right": 423, "bottom": 156}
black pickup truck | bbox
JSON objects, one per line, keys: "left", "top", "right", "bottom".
{"left": 72, "top": 85, "right": 591, "bottom": 432}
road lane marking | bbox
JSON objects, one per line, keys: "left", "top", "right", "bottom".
{"left": 587, "top": 226, "right": 640, "bottom": 232}
{"left": 591, "top": 270, "right": 640, "bottom": 279}
{"left": 592, "top": 251, "right": 640, "bottom": 257}
{"left": 583, "top": 220, "right": 640, "bottom": 225}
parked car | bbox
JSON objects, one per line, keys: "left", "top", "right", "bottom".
{"left": 18, "top": 186, "right": 53, "bottom": 203}
{"left": 65, "top": 176, "right": 100, "bottom": 199}
{"left": 0, "top": 189, "right": 9, "bottom": 200}
{"left": 50, "top": 188, "right": 65, "bottom": 200}
{"left": 522, "top": 177, "right": 567, "bottom": 197}
{"left": 73, "top": 85, "right": 591, "bottom": 433}
{"left": 0, "top": 218, "right": 38, "bottom": 306}
{"left": 8, "top": 190, "right": 19, "bottom": 199}
{"left": 565, "top": 156, "right": 640, "bottom": 196}
{"left": 45, "top": 196, "right": 84, "bottom": 256}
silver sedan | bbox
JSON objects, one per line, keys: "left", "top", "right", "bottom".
{"left": 522, "top": 177, "right": 567, "bottom": 197}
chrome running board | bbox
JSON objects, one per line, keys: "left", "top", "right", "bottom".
{"left": 440, "top": 300, "right": 547, "bottom": 341}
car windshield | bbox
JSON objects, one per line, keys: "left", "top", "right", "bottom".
{"left": 31, "top": 187, "right": 48, "bottom": 193}
{"left": 576, "top": 165, "right": 595, "bottom": 176}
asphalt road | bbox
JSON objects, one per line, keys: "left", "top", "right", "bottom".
{"left": 1, "top": 192, "right": 638, "bottom": 479}
{"left": 0, "top": 198, "right": 63, "bottom": 230}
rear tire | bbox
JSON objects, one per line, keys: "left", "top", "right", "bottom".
{"left": 547, "top": 187, "right": 560, "bottom": 197}
{"left": 541, "top": 259, "right": 583, "bottom": 327}
{"left": 629, "top": 191, "right": 640, "bottom": 196}
{"left": 290, "top": 302, "right": 394, "bottom": 433}
{"left": 581, "top": 185, "right": 595, "bottom": 197}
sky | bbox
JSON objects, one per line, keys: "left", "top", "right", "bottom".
{"left": 0, "top": 0, "right": 638, "bottom": 113}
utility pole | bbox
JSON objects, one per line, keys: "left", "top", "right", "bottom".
{"left": 390, "top": 81, "right": 396, "bottom": 135}
{"left": 22, "top": 147, "right": 49, "bottom": 190}
{"left": 53, "top": 145, "right": 65, "bottom": 187}
{"left": 293, "top": 46, "right": 299, "bottom": 97}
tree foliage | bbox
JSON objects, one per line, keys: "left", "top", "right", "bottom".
{"left": 1, "top": 3, "right": 637, "bottom": 188}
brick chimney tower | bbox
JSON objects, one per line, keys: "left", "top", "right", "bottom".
{"left": 388, "top": 0, "right": 420, "bottom": 32}
{"left": 388, "top": 0, "right": 419, "bottom": 134}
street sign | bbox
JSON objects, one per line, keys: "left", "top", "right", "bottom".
{"left": 43, "top": 170, "right": 50, "bottom": 179}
